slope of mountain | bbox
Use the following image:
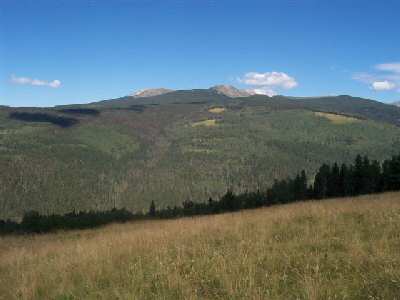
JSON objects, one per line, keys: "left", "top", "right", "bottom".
{"left": 1, "top": 89, "right": 400, "bottom": 220}
{"left": 210, "top": 85, "right": 252, "bottom": 97}
{"left": 392, "top": 101, "right": 400, "bottom": 107}
{"left": 130, "top": 88, "right": 174, "bottom": 98}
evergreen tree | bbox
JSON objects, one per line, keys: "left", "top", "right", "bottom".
{"left": 148, "top": 200, "right": 156, "bottom": 217}
{"left": 219, "top": 189, "right": 239, "bottom": 211}
{"left": 353, "top": 155, "right": 365, "bottom": 195}
{"left": 275, "top": 179, "right": 292, "bottom": 203}
{"left": 389, "top": 155, "right": 400, "bottom": 190}
{"left": 314, "top": 164, "right": 330, "bottom": 199}
{"left": 361, "top": 156, "right": 372, "bottom": 194}
{"left": 293, "top": 170, "right": 308, "bottom": 200}
{"left": 300, "top": 170, "right": 308, "bottom": 200}
{"left": 266, "top": 180, "right": 279, "bottom": 204}
{"left": 338, "top": 163, "right": 348, "bottom": 196}
{"left": 327, "top": 162, "right": 340, "bottom": 197}
{"left": 369, "top": 159, "right": 382, "bottom": 193}
{"left": 382, "top": 159, "right": 392, "bottom": 191}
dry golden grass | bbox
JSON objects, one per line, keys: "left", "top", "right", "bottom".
{"left": 208, "top": 107, "right": 226, "bottom": 114}
{"left": 192, "top": 119, "right": 217, "bottom": 127}
{"left": 315, "top": 112, "right": 360, "bottom": 124}
{"left": 1, "top": 193, "right": 400, "bottom": 299}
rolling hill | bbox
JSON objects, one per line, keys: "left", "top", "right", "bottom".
{"left": 1, "top": 87, "right": 400, "bottom": 220}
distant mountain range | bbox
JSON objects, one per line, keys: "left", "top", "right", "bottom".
{"left": 129, "top": 85, "right": 254, "bottom": 99}
{"left": 130, "top": 88, "right": 174, "bottom": 98}
{"left": 2, "top": 87, "right": 400, "bottom": 220}
{"left": 209, "top": 85, "right": 254, "bottom": 97}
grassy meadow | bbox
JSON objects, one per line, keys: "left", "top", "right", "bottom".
{"left": 1, "top": 192, "right": 400, "bottom": 299}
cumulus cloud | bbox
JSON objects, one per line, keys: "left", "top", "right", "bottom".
{"left": 10, "top": 75, "right": 61, "bottom": 88}
{"left": 246, "top": 87, "right": 277, "bottom": 97}
{"left": 353, "top": 62, "right": 400, "bottom": 93}
{"left": 371, "top": 81, "right": 396, "bottom": 91}
{"left": 241, "top": 72, "right": 298, "bottom": 89}
{"left": 239, "top": 71, "right": 298, "bottom": 96}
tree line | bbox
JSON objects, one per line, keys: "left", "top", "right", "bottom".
{"left": 156, "top": 154, "right": 400, "bottom": 218}
{"left": 0, "top": 208, "right": 138, "bottom": 234}
{"left": 1, "top": 153, "right": 400, "bottom": 234}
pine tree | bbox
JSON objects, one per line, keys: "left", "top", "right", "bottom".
{"left": 361, "top": 156, "right": 372, "bottom": 194}
{"left": 390, "top": 155, "right": 400, "bottom": 190}
{"left": 148, "top": 200, "right": 156, "bottom": 217}
{"left": 293, "top": 170, "right": 308, "bottom": 200}
{"left": 327, "top": 162, "right": 340, "bottom": 197}
{"left": 219, "top": 189, "right": 239, "bottom": 211}
{"left": 300, "top": 170, "right": 308, "bottom": 200}
{"left": 368, "top": 159, "right": 382, "bottom": 193}
{"left": 353, "top": 155, "right": 364, "bottom": 195}
{"left": 338, "top": 163, "right": 347, "bottom": 196}
{"left": 382, "top": 159, "right": 392, "bottom": 191}
{"left": 208, "top": 197, "right": 214, "bottom": 207}
{"left": 314, "top": 164, "right": 330, "bottom": 199}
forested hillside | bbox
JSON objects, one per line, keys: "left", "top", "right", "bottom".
{"left": 1, "top": 90, "right": 400, "bottom": 220}
{"left": 2, "top": 152, "right": 399, "bottom": 234}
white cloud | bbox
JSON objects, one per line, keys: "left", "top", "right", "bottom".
{"left": 239, "top": 71, "right": 298, "bottom": 96}
{"left": 375, "top": 62, "right": 400, "bottom": 73}
{"left": 48, "top": 80, "right": 61, "bottom": 88}
{"left": 241, "top": 71, "right": 298, "bottom": 89}
{"left": 246, "top": 87, "right": 277, "bottom": 97}
{"left": 352, "top": 72, "right": 375, "bottom": 84}
{"left": 371, "top": 81, "right": 396, "bottom": 91}
{"left": 353, "top": 62, "right": 400, "bottom": 93}
{"left": 10, "top": 75, "right": 61, "bottom": 88}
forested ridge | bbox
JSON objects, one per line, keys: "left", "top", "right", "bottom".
{"left": 2, "top": 153, "right": 400, "bottom": 234}
{"left": 2, "top": 91, "right": 400, "bottom": 220}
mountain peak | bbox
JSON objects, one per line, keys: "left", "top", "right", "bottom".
{"left": 130, "top": 88, "right": 174, "bottom": 98}
{"left": 210, "top": 85, "right": 252, "bottom": 98}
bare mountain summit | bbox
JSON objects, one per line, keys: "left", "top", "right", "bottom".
{"left": 131, "top": 88, "right": 174, "bottom": 98}
{"left": 210, "top": 85, "right": 253, "bottom": 98}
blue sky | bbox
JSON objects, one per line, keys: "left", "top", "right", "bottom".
{"left": 1, "top": 0, "right": 400, "bottom": 107}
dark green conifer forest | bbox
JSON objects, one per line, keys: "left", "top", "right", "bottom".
{"left": 2, "top": 153, "right": 400, "bottom": 234}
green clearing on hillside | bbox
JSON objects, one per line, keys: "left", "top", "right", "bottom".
{"left": 314, "top": 111, "right": 359, "bottom": 124}
{"left": 208, "top": 107, "right": 226, "bottom": 113}
{"left": 192, "top": 119, "right": 218, "bottom": 127}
